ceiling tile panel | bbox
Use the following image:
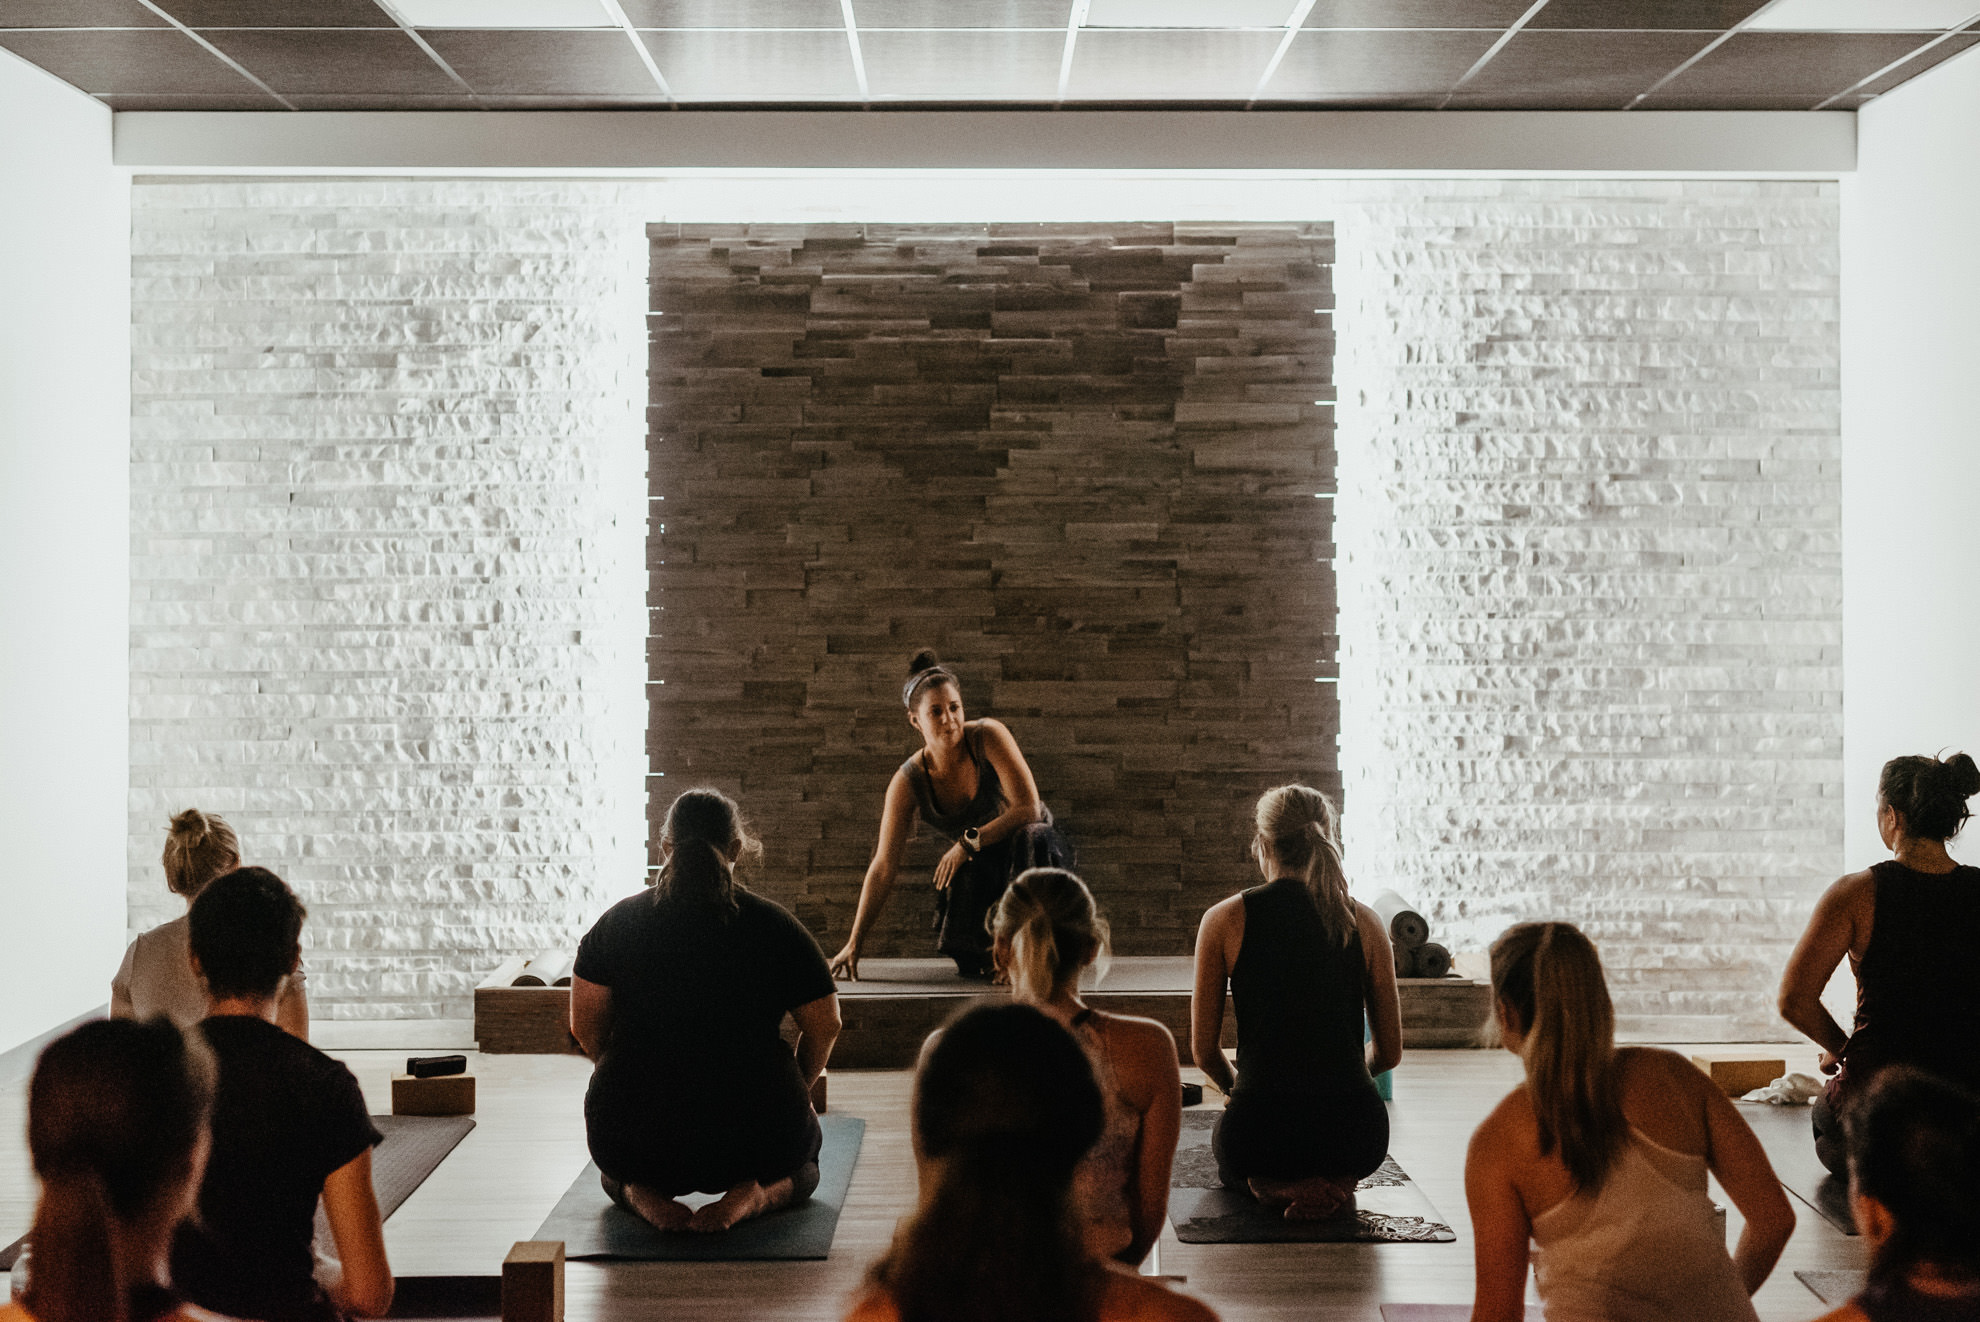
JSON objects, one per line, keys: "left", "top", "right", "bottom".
{"left": 0, "top": 0, "right": 167, "bottom": 27}
{"left": 1303, "top": 0, "right": 1532, "bottom": 29}
{"left": 862, "top": 29, "right": 1065, "bottom": 98}
{"left": 1448, "top": 29, "right": 1716, "bottom": 105}
{"left": 639, "top": 29, "right": 861, "bottom": 98}
{"left": 1643, "top": 31, "right": 1939, "bottom": 103}
{"left": 1066, "top": 29, "right": 1282, "bottom": 99}
{"left": 1851, "top": 32, "right": 1980, "bottom": 98}
{"left": 287, "top": 92, "right": 477, "bottom": 106}
{"left": 421, "top": 29, "right": 660, "bottom": 95}
{"left": 1527, "top": 0, "right": 1769, "bottom": 29}
{"left": 620, "top": 0, "right": 843, "bottom": 27}
{"left": 1264, "top": 26, "right": 1496, "bottom": 99}
{"left": 154, "top": 0, "right": 395, "bottom": 25}
{"left": 853, "top": 0, "right": 1071, "bottom": 27}
{"left": 202, "top": 28, "right": 462, "bottom": 94}
{"left": 99, "top": 91, "right": 284, "bottom": 107}
{"left": 0, "top": 28, "right": 261, "bottom": 92}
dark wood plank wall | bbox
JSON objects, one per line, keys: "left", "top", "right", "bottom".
{"left": 647, "top": 222, "right": 1336, "bottom": 957}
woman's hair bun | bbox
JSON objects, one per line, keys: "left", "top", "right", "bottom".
{"left": 907, "top": 648, "right": 943, "bottom": 677}
{"left": 168, "top": 808, "right": 210, "bottom": 842}
{"left": 1943, "top": 752, "right": 1980, "bottom": 798}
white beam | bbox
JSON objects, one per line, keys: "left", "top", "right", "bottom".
{"left": 114, "top": 109, "right": 1855, "bottom": 174}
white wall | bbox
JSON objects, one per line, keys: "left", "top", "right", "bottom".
{"left": 1841, "top": 50, "right": 1980, "bottom": 871}
{"left": 0, "top": 53, "right": 130, "bottom": 1055}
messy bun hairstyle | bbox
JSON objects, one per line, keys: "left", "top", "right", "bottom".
{"left": 1878, "top": 752, "right": 1980, "bottom": 841}
{"left": 990, "top": 868, "right": 1111, "bottom": 1002}
{"left": 652, "top": 787, "right": 761, "bottom": 917}
{"left": 902, "top": 649, "right": 960, "bottom": 712}
{"left": 162, "top": 808, "right": 241, "bottom": 899}
{"left": 1254, "top": 784, "right": 1353, "bottom": 948}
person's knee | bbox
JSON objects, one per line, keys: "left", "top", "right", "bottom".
{"left": 789, "top": 1161, "right": 822, "bottom": 1203}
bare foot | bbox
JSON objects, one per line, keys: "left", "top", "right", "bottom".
{"left": 689, "top": 1177, "right": 794, "bottom": 1233}
{"left": 1285, "top": 1191, "right": 1357, "bottom": 1221}
{"left": 1249, "top": 1175, "right": 1356, "bottom": 1220}
{"left": 622, "top": 1183, "right": 693, "bottom": 1232}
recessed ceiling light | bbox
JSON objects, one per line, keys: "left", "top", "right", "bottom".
{"left": 1745, "top": 0, "right": 1980, "bottom": 31}
{"left": 383, "top": 0, "right": 616, "bottom": 28}
{"left": 1084, "top": 0, "right": 1299, "bottom": 28}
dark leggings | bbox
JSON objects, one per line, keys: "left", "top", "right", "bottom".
{"left": 588, "top": 1087, "right": 823, "bottom": 1200}
{"left": 1812, "top": 1086, "right": 1848, "bottom": 1176}
{"left": 1213, "top": 1085, "right": 1390, "bottom": 1189}
{"left": 935, "top": 819, "right": 1071, "bottom": 975}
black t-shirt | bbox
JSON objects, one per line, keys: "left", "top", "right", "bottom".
{"left": 575, "top": 887, "right": 836, "bottom": 1101}
{"left": 171, "top": 1015, "right": 381, "bottom": 1322}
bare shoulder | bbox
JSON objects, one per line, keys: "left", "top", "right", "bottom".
{"left": 1101, "top": 1268, "right": 1220, "bottom": 1322}
{"left": 1823, "top": 868, "right": 1877, "bottom": 909}
{"left": 1352, "top": 899, "right": 1386, "bottom": 938}
{"left": 840, "top": 1289, "right": 898, "bottom": 1322}
{"left": 1471, "top": 1082, "right": 1539, "bottom": 1160}
{"left": 1095, "top": 1009, "right": 1179, "bottom": 1067}
{"left": 1199, "top": 893, "right": 1245, "bottom": 930}
{"left": 974, "top": 717, "right": 1019, "bottom": 747}
{"left": 1617, "top": 1044, "right": 1703, "bottom": 1085}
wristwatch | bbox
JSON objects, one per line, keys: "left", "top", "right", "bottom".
{"left": 962, "top": 827, "right": 981, "bottom": 855}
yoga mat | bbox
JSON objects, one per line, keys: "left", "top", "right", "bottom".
{"left": 1372, "top": 892, "right": 1429, "bottom": 949}
{"left": 0, "top": 1234, "right": 20, "bottom": 1273}
{"left": 1796, "top": 1270, "right": 1866, "bottom": 1306}
{"left": 1381, "top": 1308, "right": 1534, "bottom": 1321}
{"left": 1167, "top": 1111, "right": 1455, "bottom": 1244}
{"left": 315, "top": 1114, "right": 477, "bottom": 1252}
{"left": 1736, "top": 1101, "right": 1857, "bottom": 1235}
{"left": 387, "top": 1274, "right": 503, "bottom": 1319}
{"left": 532, "top": 1114, "right": 865, "bottom": 1261}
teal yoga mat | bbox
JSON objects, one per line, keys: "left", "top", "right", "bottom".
{"left": 533, "top": 1114, "right": 864, "bottom": 1261}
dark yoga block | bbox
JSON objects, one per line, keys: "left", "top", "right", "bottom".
{"left": 503, "top": 1240, "right": 564, "bottom": 1322}
{"left": 393, "top": 1072, "right": 476, "bottom": 1117}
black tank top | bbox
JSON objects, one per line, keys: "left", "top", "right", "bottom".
{"left": 901, "top": 724, "right": 1005, "bottom": 843}
{"left": 1228, "top": 877, "right": 1372, "bottom": 1097}
{"left": 1849, "top": 860, "right": 1980, "bottom": 1089}
{"left": 1858, "top": 1274, "right": 1980, "bottom": 1322}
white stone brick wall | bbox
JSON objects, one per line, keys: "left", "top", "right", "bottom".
{"left": 129, "top": 180, "right": 649, "bottom": 1020}
{"left": 1334, "top": 180, "right": 1842, "bottom": 1041}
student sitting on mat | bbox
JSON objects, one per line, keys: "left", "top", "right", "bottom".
{"left": 572, "top": 787, "right": 842, "bottom": 1233}
{"left": 112, "top": 808, "right": 309, "bottom": 1039}
{"left": 1188, "top": 783, "right": 1401, "bottom": 1219}
{"left": 846, "top": 1003, "right": 1217, "bottom": 1322}
{"left": 4, "top": 1018, "right": 220, "bottom": 1322}
{"left": 1812, "top": 1066, "right": 1980, "bottom": 1322}
{"left": 991, "top": 867, "right": 1181, "bottom": 1266}
{"left": 1779, "top": 751, "right": 1980, "bottom": 1175}
{"left": 171, "top": 867, "right": 392, "bottom": 1322}
{"left": 1465, "top": 921, "right": 1794, "bottom": 1322}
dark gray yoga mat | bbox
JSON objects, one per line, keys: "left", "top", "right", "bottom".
{"left": 532, "top": 1114, "right": 865, "bottom": 1261}
{"left": 1737, "top": 1101, "right": 1857, "bottom": 1235}
{"left": 1797, "top": 1270, "right": 1867, "bottom": 1306}
{"left": 1167, "top": 1110, "right": 1456, "bottom": 1244}
{"left": 315, "top": 1114, "right": 477, "bottom": 1251}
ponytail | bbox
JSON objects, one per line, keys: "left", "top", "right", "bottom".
{"left": 1254, "top": 785, "right": 1354, "bottom": 947}
{"left": 653, "top": 788, "right": 760, "bottom": 916}
{"left": 1490, "top": 922, "right": 1625, "bottom": 1193}
{"left": 23, "top": 1170, "right": 124, "bottom": 1322}
{"left": 989, "top": 869, "right": 1110, "bottom": 1003}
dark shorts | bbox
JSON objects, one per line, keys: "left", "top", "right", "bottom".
{"left": 585, "top": 1076, "right": 821, "bottom": 1196}
{"left": 1214, "top": 1083, "right": 1390, "bottom": 1187}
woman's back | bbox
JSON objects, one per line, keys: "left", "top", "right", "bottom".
{"left": 1229, "top": 878, "right": 1368, "bottom": 1095}
{"left": 1852, "top": 860, "right": 1980, "bottom": 1088}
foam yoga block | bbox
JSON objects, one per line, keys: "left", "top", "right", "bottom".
{"left": 1691, "top": 1054, "right": 1786, "bottom": 1097}
{"left": 502, "top": 1241, "right": 564, "bottom": 1322}
{"left": 393, "top": 1073, "right": 477, "bottom": 1117}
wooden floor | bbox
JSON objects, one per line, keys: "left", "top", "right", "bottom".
{"left": 1, "top": 1038, "right": 1862, "bottom": 1321}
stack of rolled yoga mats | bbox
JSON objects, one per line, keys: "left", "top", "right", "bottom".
{"left": 1372, "top": 891, "right": 1452, "bottom": 979}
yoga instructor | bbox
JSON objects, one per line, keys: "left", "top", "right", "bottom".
{"left": 829, "top": 649, "right": 1066, "bottom": 981}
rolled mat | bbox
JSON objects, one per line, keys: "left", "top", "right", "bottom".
{"left": 533, "top": 1114, "right": 864, "bottom": 1260}
{"left": 1371, "top": 891, "right": 1429, "bottom": 949}
{"left": 1413, "top": 943, "right": 1453, "bottom": 979}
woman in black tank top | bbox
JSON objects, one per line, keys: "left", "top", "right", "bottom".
{"left": 1780, "top": 751, "right": 1980, "bottom": 1174}
{"left": 1189, "top": 785, "right": 1403, "bottom": 1219}
{"left": 827, "top": 650, "right": 1068, "bottom": 980}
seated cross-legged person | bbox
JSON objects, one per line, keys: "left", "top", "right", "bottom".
{"left": 4, "top": 1018, "right": 224, "bottom": 1322}
{"left": 1189, "top": 784, "right": 1402, "bottom": 1218}
{"left": 1466, "top": 922, "right": 1794, "bottom": 1322}
{"left": 1779, "top": 751, "right": 1980, "bottom": 1175}
{"left": 112, "top": 808, "right": 309, "bottom": 1038}
{"left": 846, "top": 1003, "right": 1217, "bottom": 1322}
{"left": 991, "top": 867, "right": 1181, "bottom": 1265}
{"left": 571, "top": 787, "right": 842, "bottom": 1233}
{"left": 1813, "top": 1066, "right": 1980, "bottom": 1322}
{"left": 171, "top": 867, "right": 393, "bottom": 1322}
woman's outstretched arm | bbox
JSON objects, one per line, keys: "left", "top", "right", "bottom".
{"left": 829, "top": 773, "right": 917, "bottom": 981}
{"left": 1778, "top": 871, "right": 1869, "bottom": 1066}
{"left": 1119, "top": 1017, "right": 1182, "bottom": 1266}
{"left": 1695, "top": 1066, "right": 1794, "bottom": 1292}
{"left": 1465, "top": 1106, "right": 1533, "bottom": 1322}
{"left": 1357, "top": 902, "right": 1403, "bottom": 1076}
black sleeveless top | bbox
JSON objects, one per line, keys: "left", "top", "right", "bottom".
{"left": 1848, "top": 860, "right": 1980, "bottom": 1089}
{"left": 901, "top": 723, "right": 1005, "bottom": 843}
{"left": 1858, "top": 1275, "right": 1980, "bottom": 1322}
{"left": 1229, "top": 878, "right": 1374, "bottom": 1098}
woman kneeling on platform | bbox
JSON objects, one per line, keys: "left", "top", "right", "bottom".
{"left": 1779, "top": 751, "right": 1980, "bottom": 1176}
{"left": 829, "top": 649, "right": 1067, "bottom": 982}
{"left": 1466, "top": 922, "right": 1793, "bottom": 1322}
{"left": 992, "top": 868, "right": 1182, "bottom": 1266}
{"left": 1812, "top": 1066, "right": 1980, "bottom": 1322}
{"left": 845, "top": 1003, "right": 1217, "bottom": 1322}
{"left": 572, "top": 788, "right": 842, "bottom": 1233}
{"left": 1190, "top": 784, "right": 1402, "bottom": 1219}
